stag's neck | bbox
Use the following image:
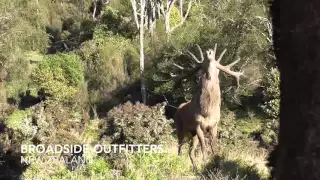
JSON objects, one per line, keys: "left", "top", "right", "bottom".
{"left": 192, "top": 75, "right": 221, "bottom": 117}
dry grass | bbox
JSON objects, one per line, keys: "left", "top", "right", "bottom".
{"left": 162, "top": 135, "right": 270, "bottom": 180}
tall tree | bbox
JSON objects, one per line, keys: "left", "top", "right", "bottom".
{"left": 268, "top": 0, "right": 320, "bottom": 179}
{"left": 130, "top": 0, "right": 147, "bottom": 104}
{"left": 130, "top": 0, "right": 194, "bottom": 104}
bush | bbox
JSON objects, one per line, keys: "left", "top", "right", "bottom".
{"left": 80, "top": 31, "right": 139, "bottom": 106}
{"left": 31, "top": 53, "right": 84, "bottom": 104}
{"left": 104, "top": 102, "right": 174, "bottom": 144}
{"left": 5, "top": 109, "right": 36, "bottom": 141}
{"left": 260, "top": 67, "right": 280, "bottom": 119}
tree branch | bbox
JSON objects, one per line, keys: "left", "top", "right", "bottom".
{"left": 130, "top": 0, "right": 140, "bottom": 29}
{"left": 170, "top": 0, "right": 193, "bottom": 32}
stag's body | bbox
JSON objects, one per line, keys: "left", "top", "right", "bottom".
{"left": 173, "top": 44, "right": 243, "bottom": 170}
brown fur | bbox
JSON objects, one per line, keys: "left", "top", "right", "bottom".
{"left": 174, "top": 60, "right": 221, "bottom": 171}
{"left": 173, "top": 47, "right": 241, "bottom": 171}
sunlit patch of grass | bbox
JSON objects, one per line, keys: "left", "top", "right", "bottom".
{"left": 201, "top": 140, "right": 270, "bottom": 180}
{"left": 220, "top": 143, "right": 269, "bottom": 178}
{"left": 22, "top": 155, "right": 114, "bottom": 180}
{"left": 124, "top": 151, "right": 194, "bottom": 180}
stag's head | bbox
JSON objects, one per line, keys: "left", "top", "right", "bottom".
{"left": 203, "top": 45, "right": 227, "bottom": 78}
{"left": 205, "top": 44, "right": 244, "bottom": 88}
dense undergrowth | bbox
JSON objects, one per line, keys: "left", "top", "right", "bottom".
{"left": 0, "top": 0, "right": 279, "bottom": 179}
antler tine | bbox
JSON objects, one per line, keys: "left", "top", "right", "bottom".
{"left": 195, "top": 44, "right": 204, "bottom": 62}
{"left": 226, "top": 58, "right": 241, "bottom": 68}
{"left": 217, "top": 49, "right": 227, "bottom": 63}
{"left": 216, "top": 57, "right": 244, "bottom": 88}
{"left": 173, "top": 63, "right": 184, "bottom": 70}
{"left": 211, "top": 43, "right": 217, "bottom": 60}
{"left": 187, "top": 50, "right": 202, "bottom": 64}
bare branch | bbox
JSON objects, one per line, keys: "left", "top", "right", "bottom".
{"left": 170, "top": 73, "right": 178, "bottom": 77}
{"left": 267, "top": 53, "right": 276, "bottom": 60}
{"left": 173, "top": 63, "right": 185, "bottom": 69}
{"left": 130, "top": 0, "right": 140, "bottom": 29}
{"left": 179, "top": 0, "right": 183, "bottom": 21}
{"left": 170, "top": 0, "right": 193, "bottom": 32}
{"left": 158, "top": 1, "right": 165, "bottom": 15}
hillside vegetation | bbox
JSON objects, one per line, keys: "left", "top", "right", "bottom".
{"left": 0, "top": 0, "right": 279, "bottom": 179}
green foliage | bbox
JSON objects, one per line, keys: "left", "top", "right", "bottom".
{"left": 260, "top": 68, "right": 280, "bottom": 119}
{"left": 259, "top": 120, "right": 279, "bottom": 148}
{"left": 98, "top": 5, "right": 137, "bottom": 38}
{"left": 31, "top": 53, "right": 84, "bottom": 104}
{"left": 219, "top": 109, "right": 278, "bottom": 150}
{"left": 23, "top": 156, "right": 113, "bottom": 180}
{"left": 5, "top": 109, "right": 36, "bottom": 141}
{"left": 105, "top": 102, "right": 174, "bottom": 144}
{"left": 0, "top": 0, "right": 277, "bottom": 179}
{"left": 5, "top": 109, "right": 31, "bottom": 130}
{"left": 169, "top": 6, "right": 181, "bottom": 27}
{"left": 5, "top": 51, "right": 43, "bottom": 102}
{"left": 148, "top": 0, "right": 273, "bottom": 105}
{"left": 84, "top": 157, "right": 111, "bottom": 176}
{"left": 80, "top": 31, "right": 139, "bottom": 103}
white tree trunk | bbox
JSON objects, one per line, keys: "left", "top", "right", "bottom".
{"left": 92, "top": 0, "right": 97, "bottom": 21}
{"left": 130, "top": 0, "right": 147, "bottom": 104}
{"left": 140, "top": 0, "right": 147, "bottom": 104}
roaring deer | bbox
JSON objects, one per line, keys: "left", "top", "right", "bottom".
{"left": 173, "top": 44, "right": 244, "bottom": 170}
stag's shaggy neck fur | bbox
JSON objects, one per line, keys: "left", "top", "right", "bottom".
{"left": 199, "top": 72, "right": 220, "bottom": 118}
{"left": 192, "top": 62, "right": 221, "bottom": 126}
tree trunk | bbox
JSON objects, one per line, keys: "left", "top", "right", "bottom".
{"left": 268, "top": 0, "right": 320, "bottom": 179}
{"left": 92, "top": 0, "right": 97, "bottom": 21}
{"left": 140, "top": 0, "right": 147, "bottom": 104}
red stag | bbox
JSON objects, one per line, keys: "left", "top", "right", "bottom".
{"left": 173, "top": 43, "right": 244, "bottom": 170}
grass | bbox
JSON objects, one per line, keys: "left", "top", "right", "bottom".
{"left": 20, "top": 112, "right": 272, "bottom": 180}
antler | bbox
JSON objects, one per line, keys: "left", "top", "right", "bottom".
{"left": 207, "top": 43, "right": 244, "bottom": 88}
{"left": 169, "top": 44, "right": 204, "bottom": 88}
{"left": 186, "top": 44, "right": 204, "bottom": 64}
{"left": 216, "top": 58, "right": 244, "bottom": 88}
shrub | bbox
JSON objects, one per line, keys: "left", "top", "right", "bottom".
{"left": 31, "top": 53, "right": 84, "bottom": 104}
{"left": 105, "top": 102, "right": 174, "bottom": 144}
{"left": 5, "top": 109, "right": 36, "bottom": 141}
{"left": 84, "top": 157, "right": 111, "bottom": 176}
{"left": 80, "top": 31, "right": 139, "bottom": 97}
{"left": 260, "top": 67, "right": 280, "bottom": 119}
